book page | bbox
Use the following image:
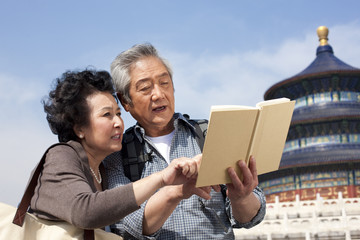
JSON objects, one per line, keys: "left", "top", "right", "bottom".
{"left": 249, "top": 99, "right": 295, "bottom": 175}
{"left": 256, "top": 97, "right": 290, "bottom": 107}
{"left": 211, "top": 105, "right": 258, "bottom": 111}
{"left": 196, "top": 108, "right": 259, "bottom": 187}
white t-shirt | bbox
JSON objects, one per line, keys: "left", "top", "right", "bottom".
{"left": 146, "top": 130, "right": 175, "bottom": 164}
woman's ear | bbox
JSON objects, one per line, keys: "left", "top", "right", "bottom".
{"left": 117, "top": 92, "right": 130, "bottom": 112}
{"left": 73, "top": 125, "right": 84, "bottom": 139}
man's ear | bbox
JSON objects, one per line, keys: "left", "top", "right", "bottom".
{"left": 117, "top": 92, "right": 130, "bottom": 112}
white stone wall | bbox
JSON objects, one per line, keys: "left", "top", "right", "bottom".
{"left": 234, "top": 193, "right": 360, "bottom": 240}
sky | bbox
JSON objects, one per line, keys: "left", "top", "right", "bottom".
{"left": 1, "top": 0, "right": 360, "bottom": 206}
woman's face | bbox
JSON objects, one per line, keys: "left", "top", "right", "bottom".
{"left": 78, "top": 92, "right": 124, "bottom": 159}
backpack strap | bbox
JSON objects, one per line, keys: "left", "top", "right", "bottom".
{"left": 121, "top": 127, "right": 152, "bottom": 182}
{"left": 186, "top": 117, "right": 208, "bottom": 152}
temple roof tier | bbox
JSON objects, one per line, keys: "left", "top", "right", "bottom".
{"left": 291, "top": 102, "right": 360, "bottom": 124}
{"left": 265, "top": 72, "right": 360, "bottom": 100}
{"left": 264, "top": 26, "right": 360, "bottom": 100}
{"left": 280, "top": 143, "right": 360, "bottom": 168}
{"left": 287, "top": 118, "right": 360, "bottom": 140}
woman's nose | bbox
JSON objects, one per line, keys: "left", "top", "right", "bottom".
{"left": 114, "top": 116, "right": 123, "bottom": 128}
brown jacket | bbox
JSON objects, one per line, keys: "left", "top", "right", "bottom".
{"left": 30, "top": 140, "right": 139, "bottom": 229}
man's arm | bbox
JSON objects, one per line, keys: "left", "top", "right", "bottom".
{"left": 226, "top": 156, "right": 265, "bottom": 224}
{"left": 142, "top": 179, "right": 212, "bottom": 235}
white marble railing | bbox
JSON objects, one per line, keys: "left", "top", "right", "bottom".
{"left": 234, "top": 193, "right": 360, "bottom": 240}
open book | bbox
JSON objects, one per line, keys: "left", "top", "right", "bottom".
{"left": 195, "top": 98, "right": 295, "bottom": 187}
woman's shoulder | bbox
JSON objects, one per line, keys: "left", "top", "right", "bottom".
{"left": 47, "top": 141, "right": 79, "bottom": 155}
{"left": 45, "top": 141, "right": 84, "bottom": 164}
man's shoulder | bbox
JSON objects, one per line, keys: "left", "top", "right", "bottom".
{"left": 123, "top": 125, "right": 136, "bottom": 141}
{"left": 123, "top": 124, "right": 144, "bottom": 141}
{"left": 103, "top": 151, "right": 122, "bottom": 169}
{"left": 123, "top": 124, "right": 137, "bottom": 135}
{"left": 176, "top": 113, "right": 208, "bottom": 128}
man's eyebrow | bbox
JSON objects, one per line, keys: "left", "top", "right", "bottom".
{"left": 135, "top": 72, "right": 170, "bottom": 87}
{"left": 135, "top": 78, "right": 151, "bottom": 88}
{"left": 158, "top": 72, "right": 170, "bottom": 78}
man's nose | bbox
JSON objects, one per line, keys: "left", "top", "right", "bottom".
{"left": 151, "top": 84, "right": 164, "bottom": 100}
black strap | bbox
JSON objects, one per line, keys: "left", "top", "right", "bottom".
{"left": 188, "top": 118, "right": 208, "bottom": 152}
{"left": 84, "top": 229, "right": 95, "bottom": 240}
{"left": 12, "top": 142, "right": 95, "bottom": 240}
{"left": 121, "top": 127, "right": 152, "bottom": 182}
{"left": 126, "top": 135, "right": 149, "bottom": 182}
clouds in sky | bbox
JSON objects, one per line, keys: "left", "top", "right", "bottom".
{"left": 1, "top": 21, "right": 360, "bottom": 206}
{"left": 171, "top": 22, "right": 360, "bottom": 117}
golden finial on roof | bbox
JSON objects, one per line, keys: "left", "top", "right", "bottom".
{"left": 317, "top": 26, "right": 329, "bottom": 46}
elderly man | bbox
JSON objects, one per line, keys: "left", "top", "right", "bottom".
{"left": 105, "top": 43, "right": 266, "bottom": 239}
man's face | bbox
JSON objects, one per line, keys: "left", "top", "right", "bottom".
{"left": 122, "top": 56, "right": 175, "bottom": 137}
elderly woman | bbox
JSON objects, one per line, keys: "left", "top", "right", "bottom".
{"left": 29, "top": 69, "right": 207, "bottom": 230}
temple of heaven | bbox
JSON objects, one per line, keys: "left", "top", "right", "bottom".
{"left": 259, "top": 26, "right": 360, "bottom": 202}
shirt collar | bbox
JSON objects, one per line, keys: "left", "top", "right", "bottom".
{"left": 132, "top": 112, "right": 196, "bottom": 141}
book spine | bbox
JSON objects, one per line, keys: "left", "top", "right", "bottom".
{"left": 246, "top": 110, "right": 261, "bottom": 165}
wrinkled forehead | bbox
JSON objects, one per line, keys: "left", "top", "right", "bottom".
{"left": 129, "top": 56, "right": 171, "bottom": 83}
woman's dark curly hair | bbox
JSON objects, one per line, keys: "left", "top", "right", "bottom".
{"left": 43, "top": 69, "right": 116, "bottom": 142}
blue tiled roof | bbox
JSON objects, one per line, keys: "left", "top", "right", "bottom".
{"left": 264, "top": 43, "right": 360, "bottom": 100}
{"left": 293, "top": 45, "right": 359, "bottom": 77}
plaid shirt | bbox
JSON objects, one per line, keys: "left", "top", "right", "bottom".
{"left": 104, "top": 113, "right": 266, "bottom": 240}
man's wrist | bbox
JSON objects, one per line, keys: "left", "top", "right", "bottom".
{"left": 229, "top": 192, "right": 257, "bottom": 207}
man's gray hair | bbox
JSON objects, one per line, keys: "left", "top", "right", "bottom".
{"left": 110, "top": 43, "right": 173, "bottom": 105}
